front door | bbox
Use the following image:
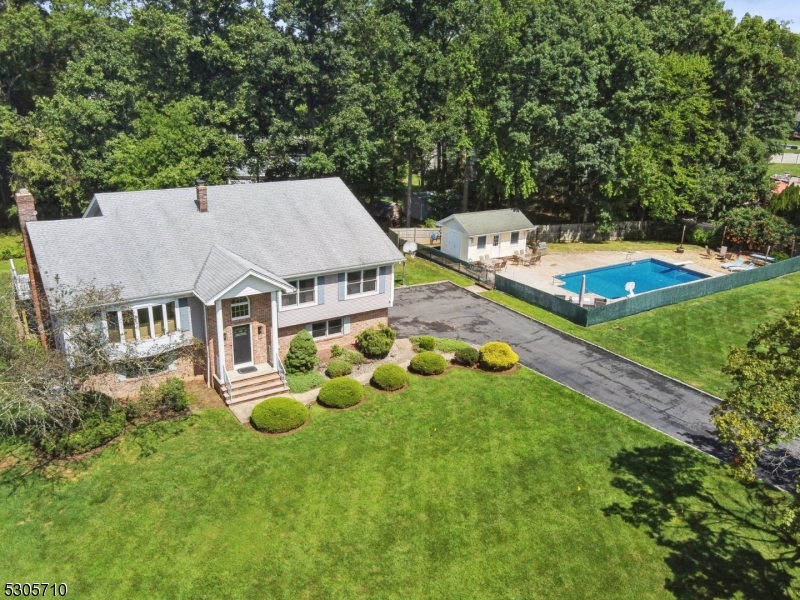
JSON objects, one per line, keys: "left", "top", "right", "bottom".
{"left": 232, "top": 324, "right": 252, "bottom": 366}
{"left": 491, "top": 234, "right": 501, "bottom": 258}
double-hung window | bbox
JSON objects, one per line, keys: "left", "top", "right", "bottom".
{"left": 477, "top": 236, "right": 487, "bottom": 250}
{"left": 311, "top": 318, "right": 343, "bottom": 339}
{"left": 510, "top": 231, "right": 520, "bottom": 245}
{"left": 282, "top": 278, "right": 316, "bottom": 308}
{"left": 231, "top": 297, "right": 250, "bottom": 320}
{"left": 346, "top": 269, "right": 377, "bottom": 296}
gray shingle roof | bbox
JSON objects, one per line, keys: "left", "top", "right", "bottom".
{"left": 193, "top": 245, "right": 294, "bottom": 304}
{"left": 27, "top": 178, "right": 403, "bottom": 303}
{"left": 438, "top": 209, "right": 534, "bottom": 237}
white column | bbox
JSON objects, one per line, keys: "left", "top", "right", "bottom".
{"left": 389, "top": 265, "right": 395, "bottom": 306}
{"left": 215, "top": 299, "right": 225, "bottom": 377}
{"left": 271, "top": 292, "right": 279, "bottom": 366}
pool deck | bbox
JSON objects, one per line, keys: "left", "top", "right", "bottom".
{"left": 502, "top": 248, "right": 725, "bottom": 301}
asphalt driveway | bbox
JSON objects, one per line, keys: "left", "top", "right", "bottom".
{"left": 390, "top": 282, "right": 768, "bottom": 476}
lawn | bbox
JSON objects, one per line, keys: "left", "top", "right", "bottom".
{"left": 395, "top": 256, "right": 473, "bottom": 287}
{"left": 768, "top": 163, "right": 800, "bottom": 177}
{"left": 483, "top": 270, "right": 800, "bottom": 397}
{"left": 547, "top": 240, "right": 706, "bottom": 253}
{"left": 1, "top": 368, "right": 794, "bottom": 598}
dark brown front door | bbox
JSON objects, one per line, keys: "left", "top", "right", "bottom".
{"left": 232, "top": 324, "right": 252, "bottom": 365}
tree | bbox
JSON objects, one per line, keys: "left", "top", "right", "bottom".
{"left": 284, "top": 329, "right": 319, "bottom": 374}
{"left": 722, "top": 206, "right": 795, "bottom": 250}
{"left": 711, "top": 305, "right": 800, "bottom": 547}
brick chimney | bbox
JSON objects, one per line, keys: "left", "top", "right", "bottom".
{"left": 195, "top": 179, "right": 208, "bottom": 212}
{"left": 15, "top": 188, "right": 47, "bottom": 346}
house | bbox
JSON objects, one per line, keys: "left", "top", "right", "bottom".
{"left": 16, "top": 178, "right": 404, "bottom": 405}
{"left": 436, "top": 209, "right": 534, "bottom": 262}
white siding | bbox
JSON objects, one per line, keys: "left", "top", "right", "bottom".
{"left": 467, "top": 230, "right": 529, "bottom": 261}
{"left": 277, "top": 270, "right": 393, "bottom": 328}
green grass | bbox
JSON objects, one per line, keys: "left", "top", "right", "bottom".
{"left": 1, "top": 368, "right": 794, "bottom": 598}
{"left": 286, "top": 371, "right": 326, "bottom": 393}
{"left": 768, "top": 163, "right": 800, "bottom": 177}
{"left": 395, "top": 256, "right": 473, "bottom": 287}
{"left": 483, "top": 271, "right": 800, "bottom": 397}
{"left": 547, "top": 240, "right": 705, "bottom": 253}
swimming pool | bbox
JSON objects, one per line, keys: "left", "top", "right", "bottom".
{"left": 558, "top": 258, "right": 709, "bottom": 299}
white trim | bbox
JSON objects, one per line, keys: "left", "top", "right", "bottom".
{"left": 231, "top": 323, "right": 254, "bottom": 367}
{"left": 283, "top": 261, "right": 402, "bottom": 281}
{"left": 230, "top": 296, "right": 250, "bottom": 320}
{"left": 215, "top": 300, "right": 225, "bottom": 377}
{"left": 202, "top": 270, "right": 294, "bottom": 305}
{"left": 270, "top": 292, "right": 279, "bottom": 366}
{"left": 278, "top": 277, "right": 318, "bottom": 311}
{"left": 309, "top": 318, "right": 345, "bottom": 340}
{"left": 389, "top": 265, "right": 395, "bottom": 306}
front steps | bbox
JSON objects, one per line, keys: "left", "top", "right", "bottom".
{"left": 220, "top": 370, "right": 289, "bottom": 405}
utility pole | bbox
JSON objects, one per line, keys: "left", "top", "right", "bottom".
{"left": 406, "top": 146, "right": 413, "bottom": 227}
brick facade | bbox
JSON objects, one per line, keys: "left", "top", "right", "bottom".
{"left": 277, "top": 308, "right": 389, "bottom": 357}
{"left": 206, "top": 293, "right": 273, "bottom": 376}
{"left": 83, "top": 356, "right": 202, "bottom": 401}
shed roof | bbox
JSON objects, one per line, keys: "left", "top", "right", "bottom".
{"left": 437, "top": 208, "right": 534, "bottom": 237}
{"left": 27, "top": 178, "right": 403, "bottom": 304}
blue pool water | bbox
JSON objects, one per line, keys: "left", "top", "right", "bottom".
{"left": 558, "top": 258, "right": 709, "bottom": 299}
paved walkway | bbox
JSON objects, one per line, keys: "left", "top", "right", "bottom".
{"left": 390, "top": 282, "right": 796, "bottom": 488}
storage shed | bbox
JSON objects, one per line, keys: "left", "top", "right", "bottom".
{"left": 436, "top": 209, "right": 534, "bottom": 262}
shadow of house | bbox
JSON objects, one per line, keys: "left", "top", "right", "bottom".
{"left": 603, "top": 444, "right": 796, "bottom": 599}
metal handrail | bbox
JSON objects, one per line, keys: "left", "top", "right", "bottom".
{"left": 276, "top": 354, "right": 287, "bottom": 387}
{"left": 222, "top": 366, "right": 233, "bottom": 399}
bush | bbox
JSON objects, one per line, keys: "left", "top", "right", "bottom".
{"left": 417, "top": 336, "right": 436, "bottom": 351}
{"left": 331, "top": 345, "right": 364, "bottom": 365}
{"left": 723, "top": 207, "right": 795, "bottom": 251}
{"left": 409, "top": 351, "right": 447, "bottom": 375}
{"left": 623, "top": 229, "right": 647, "bottom": 242}
{"left": 689, "top": 227, "right": 710, "bottom": 246}
{"left": 773, "top": 251, "right": 790, "bottom": 261}
{"left": 286, "top": 372, "right": 326, "bottom": 393}
{"left": 434, "top": 338, "right": 472, "bottom": 353}
{"left": 454, "top": 346, "right": 479, "bottom": 367}
{"left": 326, "top": 359, "right": 352, "bottom": 378}
{"left": 479, "top": 341, "right": 519, "bottom": 371}
{"left": 371, "top": 364, "right": 408, "bottom": 391}
{"left": 156, "top": 377, "right": 190, "bottom": 411}
{"left": 318, "top": 377, "right": 364, "bottom": 408}
{"left": 250, "top": 397, "right": 308, "bottom": 433}
{"left": 38, "top": 392, "right": 126, "bottom": 457}
{"left": 284, "top": 330, "right": 319, "bottom": 374}
{"left": 0, "top": 233, "right": 24, "bottom": 260}
{"left": 356, "top": 325, "right": 396, "bottom": 359}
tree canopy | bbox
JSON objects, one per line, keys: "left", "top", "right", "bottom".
{"left": 1, "top": 0, "right": 799, "bottom": 222}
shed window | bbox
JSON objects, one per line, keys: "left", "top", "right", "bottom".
{"left": 510, "top": 231, "right": 519, "bottom": 245}
{"left": 231, "top": 297, "right": 250, "bottom": 319}
{"left": 477, "top": 236, "right": 486, "bottom": 250}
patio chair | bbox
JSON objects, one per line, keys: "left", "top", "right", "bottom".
{"left": 594, "top": 298, "right": 608, "bottom": 307}
{"left": 496, "top": 259, "right": 507, "bottom": 272}
{"left": 529, "top": 255, "right": 542, "bottom": 267}
{"left": 721, "top": 257, "right": 744, "bottom": 270}
{"left": 509, "top": 254, "right": 520, "bottom": 266}
{"left": 701, "top": 246, "right": 711, "bottom": 259}
{"left": 729, "top": 262, "right": 755, "bottom": 272}
{"left": 537, "top": 241, "right": 548, "bottom": 255}
{"left": 718, "top": 246, "right": 728, "bottom": 260}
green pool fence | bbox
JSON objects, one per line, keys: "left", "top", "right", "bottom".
{"left": 495, "top": 255, "right": 800, "bottom": 326}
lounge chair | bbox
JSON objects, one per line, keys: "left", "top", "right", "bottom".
{"left": 729, "top": 262, "right": 755, "bottom": 272}
{"left": 721, "top": 257, "right": 744, "bottom": 269}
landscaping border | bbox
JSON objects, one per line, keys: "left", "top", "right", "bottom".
{"left": 496, "top": 255, "right": 800, "bottom": 326}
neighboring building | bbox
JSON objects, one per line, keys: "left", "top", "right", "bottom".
{"left": 437, "top": 209, "right": 534, "bottom": 262}
{"left": 17, "top": 178, "right": 403, "bottom": 405}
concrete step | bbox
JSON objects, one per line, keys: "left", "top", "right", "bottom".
{"left": 230, "top": 371, "right": 282, "bottom": 392}
{"left": 224, "top": 380, "right": 290, "bottom": 405}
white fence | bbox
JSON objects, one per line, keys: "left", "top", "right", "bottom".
{"left": 387, "top": 227, "right": 440, "bottom": 248}
{"left": 770, "top": 153, "right": 800, "bottom": 165}
{"left": 528, "top": 221, "right": 650, "bottom": 243}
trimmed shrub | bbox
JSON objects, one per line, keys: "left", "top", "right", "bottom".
{"left": 479, "top": 341, "right": 519, "bottom": 371}
{"left": 318, "top": 377, "right": 364, "bottom": 408}
{"left": 356, "top": 325, "right": 396, "bottom": 359}
{"left": 435, "top": 338, "right": 472, "bottom": 353}
{"left": 326, "top": 359, "right": 352, "bottom": 378}
{"left": 39, "top": 392, "right": 126, "bottom": 457}
{"left": 331, "top": 345, "right": 364, "bottom": 365}
{"left": 417, "top": 336, "right": 436, "bottom": 351}
{"left": 454, "top": 346, "right": 479, "bottom": 367}
{"left": 285, "top": 330, "right": 319, "bottom": 374}
{"left": 250, "top": 397, "right": 308, "bottom": 433}
{"left": 371, "top": 364, "right": 408, "bottom": 391}
{"left": 409, "top": 351, "right": 447, "bottom": 375}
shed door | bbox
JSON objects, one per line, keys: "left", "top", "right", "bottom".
{"left": 491, "top": 235, "right": 501, "bottom": 258}
{"left": 446, "top": 229, "right": 462, "bottom": 259}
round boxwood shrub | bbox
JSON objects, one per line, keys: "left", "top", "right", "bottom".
{"left": 409, "top": 351, "right": 447, "bottom": 376}
{"left": 326, "top": 359, "right": 353, "bottom": 378}
{"left": 417, "top": 336, "right": 436, "bottom": 351}
{"left": 479, "top": 341, "right": 519, "bottom": 371}
{"left": 454, "top": 346, "right": 479, "bottom": 367}
{"left": 356, "top": 325, "right": 397, "bottom": 359}
{"left": 318, "top": 377, "right": 364, "bottom": 408}
{"left": 250, "top": 397, "right": 308, "bottom": 433}
{"left": 371, "top": 364, "right": 408, "bottom": 391}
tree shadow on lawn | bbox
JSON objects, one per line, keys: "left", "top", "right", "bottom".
{"left": 603, "top": 444, "right": 798, "bottom": 599}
